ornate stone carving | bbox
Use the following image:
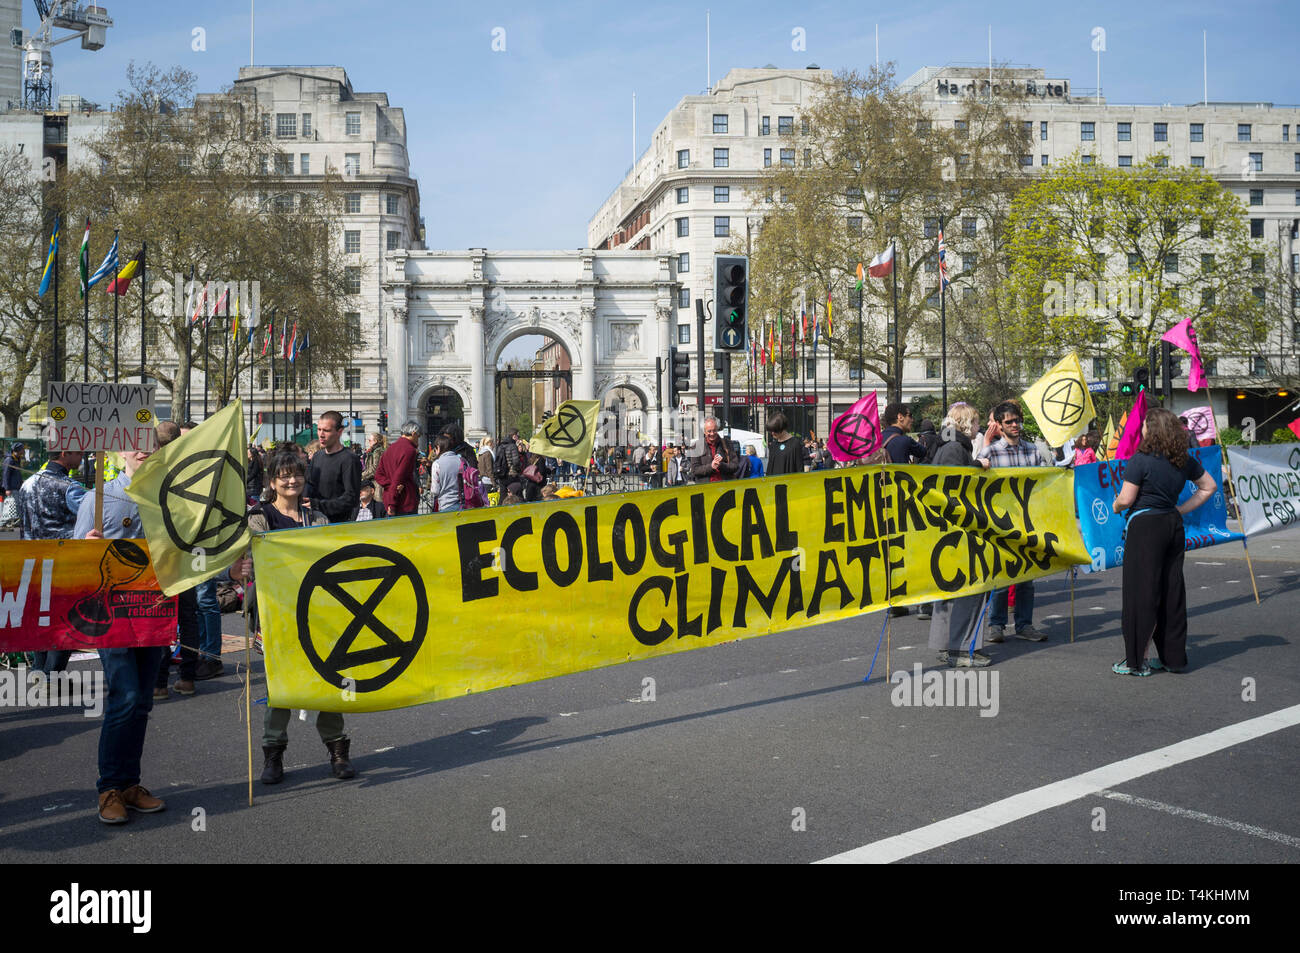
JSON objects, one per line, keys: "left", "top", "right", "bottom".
{"left": 423, "top": 321, "right": 456, "bottom": 355}
{"left": 610, "top": 321, "right": 641, "bottom": 355}
{"left": 408, "top": 372, "right": 471, "bottom": 404}
{"left": 469, "top": 306, "right": 485, "bottom": 323}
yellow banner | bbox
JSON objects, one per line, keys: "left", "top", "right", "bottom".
{"left": 1021, "top": 352, "right": 1096, "bottom": 448}
{"left": 253, "top": 466, "right": 1087, "bottom": 711}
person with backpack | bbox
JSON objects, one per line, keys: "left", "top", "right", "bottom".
{"left": 878, "top": 403, "right": 928, "bottom": 464}
{"left": 430, "top": 433, "right": 465, "bottom": 512}
{"left": 494, "top": 428, "right": 522, "bottom": 497}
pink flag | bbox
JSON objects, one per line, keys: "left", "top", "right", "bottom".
{"left": 1114, "top": 390, "right": 1148, "bottom": 461}
{"left": 828, "top": 392, "right": 882, "bottom": 463}
{"left": 1162, "top": 318, "right": 1207, "bottom": 392}
{"left": 1288, "top": 417, "right": 1300, "bottom": 442}
{"left": 1181, "top": 406, "right": 1217, "bottom": 446}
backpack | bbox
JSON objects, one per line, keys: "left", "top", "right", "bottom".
{"left": 460, "top": 458, "right": 489, "bottom": 508}
{"left": 735, "top": 453, "right": 751, "bottom": 479}
{"left": 863, "top": 432, "right": 904, "bottom": 466}
{"left": 494, "top": 446, "right": 511, "bottom": 481}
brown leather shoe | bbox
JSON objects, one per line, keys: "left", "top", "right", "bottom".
{"left": 98, "top": 790, "right": 128, "bottom": 825}
{"left": 121, "top": 784, "right": 166, "bottom": 813}
{"left": 173, "top": 679, "right": 196, "bottom": 696}
{"left": 153, "top": 686, "right": 169, "bottom": 700}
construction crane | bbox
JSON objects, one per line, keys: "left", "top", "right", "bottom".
{"left": 10, "top": 1, "right": 112, "bottom": 111}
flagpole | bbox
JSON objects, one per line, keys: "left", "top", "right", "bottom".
{"left": 185, "top": 267, "right": 194, "bottom": 422}
{"left": 890, "top": 239, "right": 900, "bottom": 404}
{"left": 111, "top": 228, "right": 119, "bottom": 382}
{"left": 52, "top": 220, "right": 59, "bottom": 381}
{"left": 203, "top": 296, "right": 210, "bottom": 419}
{"left": 857, "top": 282, "right": 864, "bottom": 399}
{"left": 940, "top": 216, "right": 948, "bottom": 411}
{"left": 221, "top": 291, "right": 229, "bottom": 408}
{"left": 139, "top": 242, "right": 147, "bottom": 385}
{"left": 83, "top": 230, "right": 89, "bottom": 381}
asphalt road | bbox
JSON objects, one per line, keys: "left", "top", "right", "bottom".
{"left": 2, "top": 527, "right": 1298, "bottom": 866}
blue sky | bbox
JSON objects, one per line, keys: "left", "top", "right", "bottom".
{"left": 35, "top": 1, "right": 1300, "bottom": 251}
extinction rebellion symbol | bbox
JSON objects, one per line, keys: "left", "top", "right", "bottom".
{"left": 158, "top": 450, "right": 248, "bottom": 556}
{"left": 542, "top": 404, "right": 587, "bottom": 449}
{"left": 296, "top": 544, "right": 429, "bottom": 693}
{"left": 1040, "top": 378, "right": 1087, "bottom": 428}
{"left": 832, "top": 413, "right": 878, "bottom": 458}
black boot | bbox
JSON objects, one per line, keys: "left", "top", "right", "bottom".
{"left": 261, "top": 745, "right": 286, "bottom": 785}
{"left": 326, "top": 738, "right": 355, "bottom": 780}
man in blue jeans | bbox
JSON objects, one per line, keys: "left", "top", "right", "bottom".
{"left": 193, "top": 579, "right": 224, "bottom": 679}
{"left": 74, "top": 442, "right": 167, "bottom": 825}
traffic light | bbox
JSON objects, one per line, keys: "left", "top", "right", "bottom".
{"left": 713, "top": 254, "right": 748, "bottom": 351}
{"left": 669, "top": 346, "right": 691, "bottom": 399}
{"left": 378, "top": 410, "right": 388, "bottom": 431}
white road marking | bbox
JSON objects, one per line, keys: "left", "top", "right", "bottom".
{"left": 779, "top": 668, "right": 799, "bottom": 673}
{"left": 1194, "top": 561, "right": 1225, "bottom": 566}
{"left": 468, "top": 729, "right": 491, "bottom": 735}
{"left": 1226, "top": 580, "right": 1240, "bottom": 584}
{"left": 817, "top": 703, "right": 1300, "bottom": 864}
{"left": 373, "top": 746, "right": 394, "bottom": 753}
{"left": 1100, "top": 790, "right": 1300, "bottom": 849}
{"left": 559, "top": 712, "right": 577, "bottom": 717}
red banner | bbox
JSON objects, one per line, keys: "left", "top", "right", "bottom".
{"left": 0, "top": 539, "right": 176, "bottom": 652}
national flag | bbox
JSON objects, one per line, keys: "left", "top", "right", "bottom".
{"left": 767, "top": 322, "right": 775, "bottom": 364}
{"left": 811, "top": 308, "right": 820, "bottom": 349}
{"left": 868, "top": 244, "right": 894, "bottom": 278}
{"left": 938, "top": 230, "right": 950, "bottom": 289}
{"left": 855, "top": 262, "right": 865, "bottom": 291}
{"left": 529, "top": 399, "right": 600, "bottom": 467}
{"left": 1115, "top": 391, "right": 1148, "bottom": 461}
{"left": 87, "top": 233, "right": 119, "bottom": 290}
{"left": 1161, "top": 317, "right": 1207, "bottom": 392}
{"left": 38, "top": 217, "right": 59, "bottom": 298}
{"left": 1020, "top": 352, "right": 1096, "bottom": 448}
{"left": 210, "top": 285, "right": 230, "bottom": 323}
{"left": 104, "top": 250, "right": 141, "bottom": 295}
{"left": 800, "top": 305, "right": 808, "bottom": 343}
{"left": 279, "top": 315, "right": 289, "bottom": 357}
{"left": 126, "top": 400, "right": 251, "bottom": 596}
{"left": 825, "top": 291, "right": 833, "bottom": 337}
{"left": 77, "top": 218, "right": 90, "bottom": 297}
{"left": 828, "top": 392, "right": 882, "bottom": 463}
{"left": 259, "top": 324, "right": 270, "bottom": 356}
{"left": 190, "top": 281, "right": 209, "bottom": 325}
{"left": 230, "top": 287, "right": 240, "bottom": 340}
{"left": 285, "top": 322, "right": 298, "bottom": 360}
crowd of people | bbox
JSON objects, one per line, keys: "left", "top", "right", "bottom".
{"left": 6, "top": 396, "right": 1216, "bottom": 824}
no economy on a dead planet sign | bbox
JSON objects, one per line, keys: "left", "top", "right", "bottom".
{"left": 45, "top": 381, "right": 159, "bottom": 454}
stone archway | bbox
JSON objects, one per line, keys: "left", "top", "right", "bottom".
{"left": 423, "top": 386, "right": 465, "bottom": 446}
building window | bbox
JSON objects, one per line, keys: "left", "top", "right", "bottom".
{"left": 1020, "top": 154, "right": 1033, "bottom": 167}
{"left": 679, "top": 288, "right": 690, "bottom": 308}
{"left": 301, "top": 113, "right": 311, "bottom": 137}
{"left": 678, "top": 324, "right": 690, "bottom": 343}
{"left": 763, "top": 148, "right": 771, "bottom": 167}
{"left": 713, "top": 113, "right": 728, "bottom": 134}
{"left": 803, "top": 148, "right": 812, "bottom": 168}
{"left": 1202, "top": 253, "right": 1215, "bottom": 272}
{"left": 1165, "top": 253, "right": 1178, "bottom": 273}
{"left": 765, "top": 188, "right": 773, "bottom": 204}
{"left": 1238, "top": 124, "right": 1251, "bottom": 142}
{"left": 925, "top": 258, "right": 938, "bottom": 273}
{"left": 1285, "top": 124, "right": 1291, "bottom": 142}
{"left": 707, "top": 185, "right": 725, "bottom": 203}
{"left": 346, "top": 112, "right": 361, "bottom": 135}
{"left": 954, "top": 119, "right": 968, "bottom": 138}
{"left": 1128, "top": 253, "right": 1140, "bottom": 272}
{"left": 260, "top": 115, "right": 271, "bottom": 138}
{"left": 344, "top": 230, "right": 361, "bottom": 254}
{"left": 1252, "top": 356, "right": 1267, "bottom": 377}
{"left": 273, "top": 152, "right": 293, "bottom": 174}
{"left": 1040, "top": 121, "right": 1048, "bottom": 141}
{"left": 386, "top": 194, "right": 400, "bottom": 215}
{"left": 1153, "top": 122, "right": 1168, "bottom": 142}
{"left": 344, "top": 153, "right": 360, "bottom": 175}
{"left": 675, "top": 217, "right": 689, "bottom": 238}
{"left": 345, "top": 368, "right": 361, "bottom": 389}
{"left": 1203, "top": 358, "right": 1217, "bottom": 377}
{"left": 1081, "top": 155, "right": 1094, "bottom": 165}
{"left": 1041, "top": 154, "right": 1049, "bottom": 166}
{"left": 1191, "top": 156, "right": 1205, "bottom": 168}
{"left": 1118, "top": 155, "right": 1132, "bottom": 168}
{"left": 801, "top": 119, "right": 810, "bottom": 135}
{"left": 300, "top": 153, "right": 310, "bottom": 175}
{"left": 1154, "top": 156, "right": 1168, "bottom": 168}
{"left": 847, "top": 216, "right": 862, "bottom": 235}
{"left": 677, "top": 253, "right": 689, "bottom": 273}
{"left": 346, "top": 312, "right": 362, "bottom": 346}
{"left": 760, "top": 116, "right": 770, "bottom": 136}
{"left": 1190, "top": 123, "right": 1204, "bottom": 142}
{"left": 1081, "top": 121, "right": 1095, "bottom": 141}
{"left": 346, "top": 193, "right": 361, "bottom": 213}
{"left": 1295, "top": 189, "right": 1300, "bottom": 206}
{"left": 714, "top": 216, "right": 730, "bottom": 237}
{"left": 1249, "top": 189, "right": 1263, "bottom": 206}
{"left": 258, "top": 370, "right": 269, "bottom": 390}
{"left": 776, "top": 116, "right": 793, "bottom": 136}
{"left": 677, "top": 149, "right": 689, "bottom": 168}
{"left": 926, "top": 358, "right": 941, "bottom": 379}
{"left": 926, "top": 288, "right": 940, "bottom": 307}
{"left": 713, "top": 148, "right": 729, "bottom": 168}
{"left": 780, "top": 148, "right": 795, "bottom": 167}
{"left": 848, "top": 366, "right": 863, "bottom": 380}
{"left": 1245, "top": 152, "right": 1263, "bottom": 173}
{"left": 1022, "top": 120, "right": 1033, "bottom": 137}
{"left": 1251, "top": 253, "right": 1265, "bottom": 274}
{"left": 924, "top": 218, "right": 938, "bottom": 238}
{"left": 1292, "top": 253, "right": 1298, "bottom": 274}
{"left": 386, "top": 230, "right": 400, "bottom": 251}
{"left": 916, "top": 119, "right": 931, "bottom": 136}
{"left": 846, "top": 186, "right": 863, "bottom": 203}
{"left": 1251, "top": 218, "right": 1264, "bottom": 238}
{"left": 344, "top": 267, "right": 361, "bottom": 294}
{"left": 272, "top": 192, "right": 294, "bottom": 212}
{"left": 1253, "top": 287, "right": 1266, "bottom": 304}
{"left": 1117, "top": 122, "right": 1131, "bottom": 141}
{"left": 1202, "top": 289, "right": 1215, "bottom": 307}
{"left": 1295, "top": 153, "right": 1300, "bottom": 172}
{"left": 676, "top": 186, "right": 689, "bottom": 204}
{"left": 276, "top": 113, "right": 296, "bottom": 138}
{"left": 963, "top": 252, "right": 978, "bottom": 271}
{"left": 960, "top": 217, "right": 976, "bottom": 238}
{"left": 957, "top": 153, "right": 970, "bottom": 169}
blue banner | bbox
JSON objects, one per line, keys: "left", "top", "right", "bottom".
{"left": 1073, "top": 445, "right": 1241, "bottom": 573}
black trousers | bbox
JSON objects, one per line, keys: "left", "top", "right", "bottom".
{"left": 1121, "top": 511, "right": 1188, "bottom": 669}
{"left": 155, "top": 587, "right": 201, "bottom": 686}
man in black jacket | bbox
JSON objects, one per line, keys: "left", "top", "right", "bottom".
{"left": 688, "top": 417, "right": 739, "bottom": 482}
{"left": 307, "top": 411, "right": 362, "bottom": 522}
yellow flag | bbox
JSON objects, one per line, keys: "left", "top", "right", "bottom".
{"left": 1097, "top": 413, "right": 1116, "bottom": 461}
{"left": 231, "top": 288, "right": 240, "bottom": 340}
{"left": 1020, "top": 352, "right": 1096, "bottom": 448}
{"left": 127, "top": 400, "right": 251, "bottom": 596}
{"left": 528, "top": 399, "right": 600, "bottom": 467}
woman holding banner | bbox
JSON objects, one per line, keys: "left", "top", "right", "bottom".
{"left": 243, "top": 446, "right": 356, "bottom": 782}
{"left": 927, "top": 403, "right": 994, "bottom": 668}
{"left": 1111, "top": 408, "right": 1217, "bottom": 676}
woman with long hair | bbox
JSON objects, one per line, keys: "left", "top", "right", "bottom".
{"left": 1110, "top": 408, "right": 1217, "bottom": 676}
